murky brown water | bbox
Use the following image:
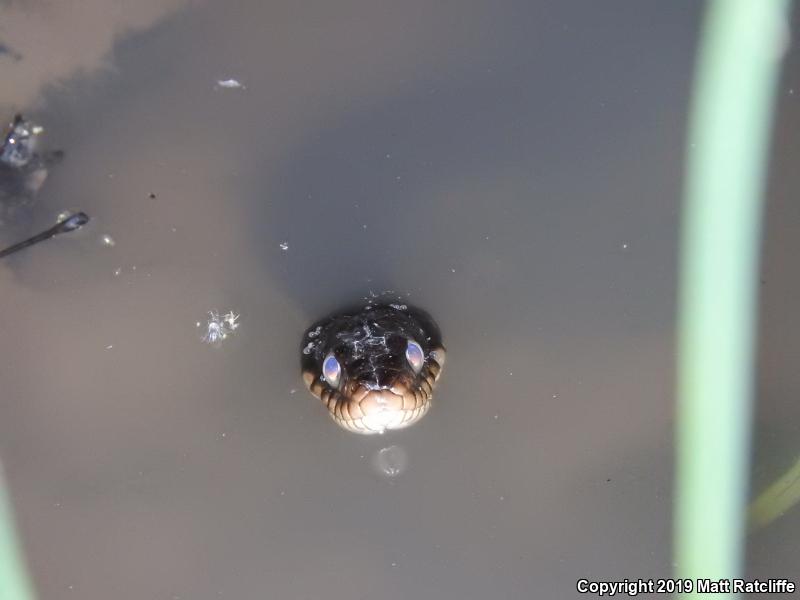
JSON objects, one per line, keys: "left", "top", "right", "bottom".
{"left": 0, "top": 2, "right": 796, "bottom": 599}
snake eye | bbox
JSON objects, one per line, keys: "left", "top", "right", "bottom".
{"left": 405, "top": 340, "right": 425, "bottom": 374}
{"left": 322, "top": 354, "right": 341, "bottom": 387}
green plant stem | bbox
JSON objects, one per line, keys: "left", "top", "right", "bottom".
{"left": 0, "top": 470, "right": 36, "bottom": 600}
{"left": 675, "top": 0, "right": 791, "bottom": 595}
{"left": 748, "top": 457, "right": 800, "bottom": 532}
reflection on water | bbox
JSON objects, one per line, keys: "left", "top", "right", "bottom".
{"left": 372, "top": 445, "right": 409, "bottom": 479}
{"left": 0, "top": 0, "right": 796, "bottom": 598}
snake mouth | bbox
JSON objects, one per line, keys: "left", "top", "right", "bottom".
{"left": 333, "top": 385, "right": 432, "bottom": 434}
{"left": 300, "top": 304, "right": 445, "bottom": 435}
{"left": 302, "top": 357, "right": 442, "bottom": 435}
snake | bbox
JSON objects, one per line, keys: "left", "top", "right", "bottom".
{"left": 301, "top": 304, "right": 446, "bottom": 435}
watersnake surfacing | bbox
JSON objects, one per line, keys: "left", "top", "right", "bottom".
{"left": 301, "top": 304, "right": 446, "bottom": 435}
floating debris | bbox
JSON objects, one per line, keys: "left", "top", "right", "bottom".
{"left": 0, "top": 115, "right": 41, "bottom": 168}
{"left": 99, "top": 234, "right": 115, "bottom": 247}
{"left": 0, "top": 211, "right": 89, "bottom": 259}
{"left": 215, "top": 78, "right": 246, "bottom": 90}
{"left": 279, "top": 241, "right": 289, "bottom": 251}
{"left": 0, "top": 115, "right": 64, "bottom": 225}
{"left": 197, "top": 310, "right": 240, "bottom": 345}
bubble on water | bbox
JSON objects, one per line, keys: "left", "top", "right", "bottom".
{"left": 99, "top": 234, "right": 115, "bottom": 247}
{"left": 279, "top": 242, "right": 289, "bottom": 251}
{"left": 372, "top": 445, "right": 408, "bottom": 478}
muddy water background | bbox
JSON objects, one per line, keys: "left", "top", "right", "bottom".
{"left": 0, "top": 2, "right": 796, "bottom": 599}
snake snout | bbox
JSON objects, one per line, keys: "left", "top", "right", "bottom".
{"left": 357, "top": 389, "right": 406, "bottom": 432}
{"left": 333, "top": 384, "right": 428, "bottom": 435}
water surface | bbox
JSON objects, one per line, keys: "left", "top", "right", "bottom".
{"left": 2, "top": 2, "right": 794, "bottom": 599}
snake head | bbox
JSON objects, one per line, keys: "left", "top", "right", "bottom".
{"left": 301, "top": 304, "right": 446, "bottom": 435}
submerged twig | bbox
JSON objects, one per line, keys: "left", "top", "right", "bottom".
{"left": 0, "top": 212, "right": 89, "bottom": 259}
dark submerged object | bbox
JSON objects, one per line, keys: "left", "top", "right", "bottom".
{"left": 0, "top": 114, "right": 40, "bottom": 168}
{"left": 301, "top": 304, "right": 446, "bottom": 435}
{"left": 0, "top": 114, "right": 87, "bottom": 258}
{"left": 0, "top": 212, "right": 89, "bottom": 258}
{"left": 0, "top": 114, "right": 64, "bottom": 226}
